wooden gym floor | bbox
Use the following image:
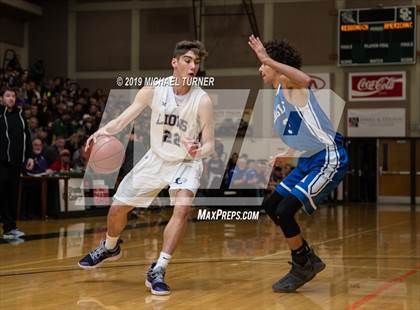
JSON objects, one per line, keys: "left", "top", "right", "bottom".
{"left": 0, "top": 204, "right": 419, "bottom": 309}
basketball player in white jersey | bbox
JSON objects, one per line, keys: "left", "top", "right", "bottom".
{"left": 78, "top": 41, "right": 214, "bottom": 296}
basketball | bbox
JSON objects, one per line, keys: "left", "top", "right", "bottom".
{"left": 88, "top": 135, "right": 125, "bottom": 174}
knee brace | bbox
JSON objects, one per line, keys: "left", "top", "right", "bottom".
{"left": 262, "top": 191, "right": 284, "bottom": 225}
{"left": 276, "top": 195, "right": 302, "bottom": 238}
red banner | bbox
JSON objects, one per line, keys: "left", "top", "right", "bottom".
{"left": 349, "top": 72, "right": 406, "bottom": 101}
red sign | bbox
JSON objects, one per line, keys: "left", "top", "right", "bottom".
{"left": 93, "top": 186, "right": 109, "bottom": 205}
{"left": 349, "top": 71, "right": 406, "bottom": 101}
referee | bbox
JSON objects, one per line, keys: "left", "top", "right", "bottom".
{"left": 0, "top": 87, "right": 34, "bottom": 239}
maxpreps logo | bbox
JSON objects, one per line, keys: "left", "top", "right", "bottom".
{"left": 197, "top": 209, "right": 260, "bottom": 221}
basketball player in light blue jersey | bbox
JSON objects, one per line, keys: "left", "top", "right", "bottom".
{"left": 249, "top": 35, "right": 348, "bottom": 292}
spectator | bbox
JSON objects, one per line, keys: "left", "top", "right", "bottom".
{"left": 21, "top": 70, "right": 29, "bottom": 84}
{"left": 49, "top": 149, "right": 71, "bottom": 172}
{"left": 89, "top": 104, "right": 99, "bottom": 117}
{"left": 208, "top": 151, "right": 224, "bottom": 177}
{"left": 67, "top": 130, "right": 85, "bottom": 154}
{"left": 30, "top": 104, "right": 38, "bottom": 117}
{"left": 52, "top": 102, "right": 67, "bottom": 120}
{"left": 207, "top": 151, "right": 225, "bottom": 188}
{"left": 51, "top": 112, "right": 75, "bottom": 139}
{"left": 214, "top": 138, "right": 224, "bottom": 158}
{"left": 217, "top": 118, "right": 235, "bottom": 136}
{"left": 26, "top": 80, "right": 40, "bottom": 105}
{"left": 28, "top": 116, "right": 40, "bottom": 139}
{"left": 72, "top": 103, "right": 84, "bottom": 124}
{"left": 82, "top": 115, "right": 96, "bottom": 136}
{"left": 72, "top": 140, "right": 89, "bottom": 172}
{"left": 35, "top": 130, "right": 49, "bottom": 144}
{"left": 21, "top": 138, "right": 49, "bottom": 219}
{"left": 43, "top": 136, "right": 66, "bottom": 165}
{"left": 256, "top": 160, "right": 269, "bottom": 189}
{"left": 245, "top": 160, "right": 259, "bottom": 188}
{"left": 24, "top": 138, "right": 48, "bottom": 175}
{"left": 230, "top": 156, "right": 248, "bottom": 187}
{"left": 4, "top": 66, "right": 19, "bottom": 88}
{"left": 81, "top": 88, "right": 90, "bottom": 99}
{"left": 23, "top": 106, "right": 32, "bottom": 119}
{"left": 31, "top": 104, "right": 48, "bottom": 128}
{"left": 0, "top": 88, "right": 33, "bottom": 239}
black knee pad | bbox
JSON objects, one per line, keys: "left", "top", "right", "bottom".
{"left": 276, "top": 195, "right": 302, "bottom": 238}
{"left": 262, "top": 191, "right": 284, "bottom": 225}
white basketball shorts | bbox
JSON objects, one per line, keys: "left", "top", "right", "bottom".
{"left": 113, "top": 149, "right": 203, "bottom": 208}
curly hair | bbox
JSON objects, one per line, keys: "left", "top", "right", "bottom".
{"left": 264, "top": 39, "right": 302, "bottom": 69}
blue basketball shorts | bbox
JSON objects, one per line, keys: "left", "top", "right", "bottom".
{"left": 275, "top": 145, "right": 348, "bottom": 215}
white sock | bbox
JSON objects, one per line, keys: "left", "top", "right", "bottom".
{"left": 105, "top": 233, "right": 119, "bottom": 250}
{"left": 154, "top": 252, "right": 172, "bottom": 271}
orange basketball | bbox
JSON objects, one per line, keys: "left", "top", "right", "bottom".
{"left": 88, "top": 135, "right": 125, "bottom": 174}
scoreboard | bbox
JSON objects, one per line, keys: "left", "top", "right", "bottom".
{"left": 339, "top": 6, "right": 416, "bottom": 66}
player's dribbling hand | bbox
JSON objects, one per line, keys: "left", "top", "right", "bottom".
{"left": 248, "top": 35, "right": 270, "bottom": 64}
{"left": 182, "top": 137, "right": 201, "bottom": 158}
{"left": 85, "top": 134, "right": 96, "bottom": 152}
{"left": 85, "top": 130, "right": 107, "bottom": 152}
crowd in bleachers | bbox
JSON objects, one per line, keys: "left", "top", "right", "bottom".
{"left": 0, "top": 61, "right": 150, "bottom": 175}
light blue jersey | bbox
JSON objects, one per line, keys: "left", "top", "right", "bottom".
{"left": 274, "top": 86, "right": 343, "bottom": 154}
{"left": 273, "top": 86, "right": 348, "bottom": 214}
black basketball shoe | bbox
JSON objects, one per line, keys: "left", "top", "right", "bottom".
{"left": 272, "top": 248, "right": 326, "bottom": 293}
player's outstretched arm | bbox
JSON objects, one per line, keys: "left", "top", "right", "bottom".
{"left": 248, "top": 35, "right": 311, "bottom": 88}
{"left": 86, "top": 86, "right": 154, "bottom": 148}
{"left": 182, "top": 94, "right": 215, "bottom": 159}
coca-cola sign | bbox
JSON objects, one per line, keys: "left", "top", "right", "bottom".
{"left": 349, "top": 71, "right": 406, "bottom": 101}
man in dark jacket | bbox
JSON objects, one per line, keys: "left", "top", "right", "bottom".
{"left": 0, "top": 87, "right": 34, "bottom": 239}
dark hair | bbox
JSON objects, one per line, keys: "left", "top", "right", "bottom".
{"left": 1, "top": 86, "right": 17, "bottom": 97}
{"left": 173, "top": 40, "right": 208, "bottom": 60}
{"left": 264, "top": 39, "right": 302, "bottom": 69}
